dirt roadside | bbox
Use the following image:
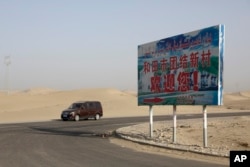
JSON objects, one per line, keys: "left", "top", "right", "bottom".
{"left": 111, "top": 115, "right": 250, "bottom": 166}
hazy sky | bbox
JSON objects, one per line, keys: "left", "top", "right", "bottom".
{"left": 0, "top": 0, "right": 249, "bottom": 92}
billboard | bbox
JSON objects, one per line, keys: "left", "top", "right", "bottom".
{"left": 138, "top": 25, "right": 225, "bottom": 106}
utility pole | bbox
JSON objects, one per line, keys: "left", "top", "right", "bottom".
{"left": 4, "top": 56, "right": 11, "bottom": 95}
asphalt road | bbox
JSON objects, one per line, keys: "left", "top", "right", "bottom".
{"left": 1, "top": 112, "right": 249, "bottom": 167}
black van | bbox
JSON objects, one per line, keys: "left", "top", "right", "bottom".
{"left": 61, "top": 101, "right": 103, "bottom": 121}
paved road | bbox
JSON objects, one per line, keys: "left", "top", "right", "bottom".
{"left": 1, "top": 112, "right": 249, "bottom": 167}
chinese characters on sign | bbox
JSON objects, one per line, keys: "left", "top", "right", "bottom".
{"left": 138, "top": 25, "right": 225, "bottom": 106}
{"left": 143, "top": 50, "right": 211, "bottom": 93}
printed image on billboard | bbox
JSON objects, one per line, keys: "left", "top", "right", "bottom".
{"left": 138, "top": 25, "right": 225, "bottom": 106}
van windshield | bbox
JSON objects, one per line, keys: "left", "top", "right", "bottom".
{"left": 68, "top": 103, "right": 81, "bottom": 109}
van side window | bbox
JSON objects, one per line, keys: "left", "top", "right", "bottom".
{"left": 83, "top": 103, "right": 87, "bottom": 107}
{"left": 81, "top": 104, "right": 86, "bottom": 109}
{"left": 94, "top": 103, "right": 99, "bottom": 109}
{"left": 89, "top": 102, "right": 94, "bottom": 108}
{"left": 85, "top": 103, "right": 89, "bottom": 108}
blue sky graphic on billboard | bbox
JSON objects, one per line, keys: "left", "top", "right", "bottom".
{"left": 138, "top": 25, "right": 225, "bottom": 106}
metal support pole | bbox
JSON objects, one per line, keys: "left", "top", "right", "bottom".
{"left": 4, "top": 56, "right": 11, "bottom": 95}
{"left": 173, "top": 105, "right": 177, "bottom": 143}
{"left": 149, "top": 105, "right": 153, "bottom": 138}
{"left": 6, "top": 65, "right": 10, "bottom": 95}
{"left": 203, "top": 105, "right": 208, "bottom": 147}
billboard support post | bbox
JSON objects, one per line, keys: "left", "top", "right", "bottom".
{"left": 203, "top": 105, "right": 208, "bottom": 147}
{"left": 173, "top": 105, "right": 177, "bottom": 143}
{"left": 149, "top": 105, "right": 153, "bottom": 138}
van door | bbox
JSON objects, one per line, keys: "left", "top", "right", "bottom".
{"left": 80, "top": 103, "right": 89, "bottom": 119}
{"left": 88, "top": 102, "right": 96, "bottom": 118}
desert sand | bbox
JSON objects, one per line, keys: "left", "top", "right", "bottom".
{"left": 0, "top": 87, "right": 249, "bottom": 163}
{"left": 1, "top": 87, "right": 250, "bottom": 123}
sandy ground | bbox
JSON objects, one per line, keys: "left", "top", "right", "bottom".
{"left": 1, "top": 88, "right": 249, "bottom": 123}
{"left": 0, "top": 88, "right": 250, "bottom": 164}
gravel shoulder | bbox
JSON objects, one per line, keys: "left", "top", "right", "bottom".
{"left": 112, "top": 115, "right": 250, "bottom": 165}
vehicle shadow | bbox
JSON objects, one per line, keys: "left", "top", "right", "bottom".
{"left": 29, "top": 126, "right": 96, "bottom": 137}
{"left": 28, "top": 119, "right": 113, "bottom": 138}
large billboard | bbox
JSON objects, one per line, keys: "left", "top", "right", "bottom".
{"left": 138, "top": 25, "right": 225, "bottom": 106}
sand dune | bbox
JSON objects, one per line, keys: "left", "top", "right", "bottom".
{"left": 239, "top": 91, "right": 250, "bottom": 98}
{"left": 22, "top": 87, "right": 58, "bottom": 95}
{"left": 223, "top": 91, "right": 250, "bottom": 110}
{"left": 224, "top": 92, "right": 250, "bottom": 101}
{"left": 0, "top": 88, "right": 250, "bottom": 124}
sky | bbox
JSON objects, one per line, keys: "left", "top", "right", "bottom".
{"left": 0, "top": 0, "right": 249, "bottom": 92}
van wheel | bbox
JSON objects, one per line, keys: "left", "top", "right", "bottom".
{"left": 74, "top": 115, "right": 80, "bottom": 121}
{"left": 95, "top": 114, "right": 100, "bottom": 120}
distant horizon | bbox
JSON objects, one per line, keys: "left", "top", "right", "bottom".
{"left": 1, "top": 86, "right": 249, "bottom": 94}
